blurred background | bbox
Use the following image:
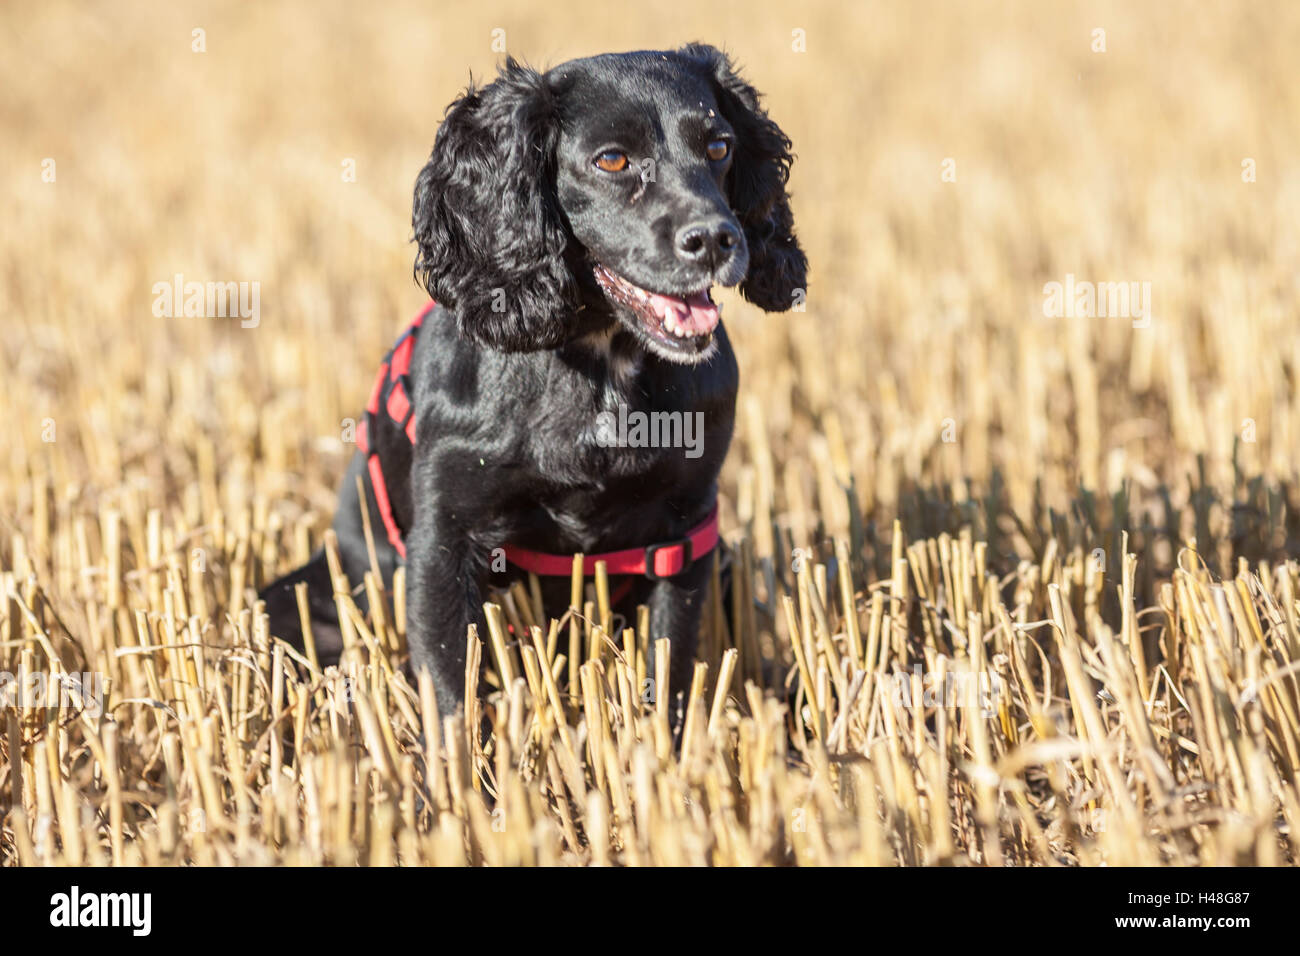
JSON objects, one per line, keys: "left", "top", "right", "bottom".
{"left": 3, "top": 0, "right": 1299, "bottom": 581}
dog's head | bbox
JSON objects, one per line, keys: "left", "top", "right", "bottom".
{"left": 412, "top": 45, "right": 807, "bottom": 364}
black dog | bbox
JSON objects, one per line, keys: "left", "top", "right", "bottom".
{"left": 259, "top": 44, "right": 805, "bottom": 722}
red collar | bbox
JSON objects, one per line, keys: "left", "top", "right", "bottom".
{"left": 503, "top": 505, "right": 719, "bottom": 579}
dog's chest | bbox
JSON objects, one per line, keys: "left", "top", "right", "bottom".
{"left": 527, "top": 351, "right": 735, "bottom": 491}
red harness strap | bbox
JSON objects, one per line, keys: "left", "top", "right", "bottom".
{"left": 504, "top": 504, "right": 719, "bottom": 580}
{"left": 356, "top": 302, "right": 434, "bottom": 559}
{"left": 356, "top": 303, "right": 721, "bottom": 579}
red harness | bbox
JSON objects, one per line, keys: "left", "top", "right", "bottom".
{"left": 355, "top": 303, "right": 720, "bottom": 580}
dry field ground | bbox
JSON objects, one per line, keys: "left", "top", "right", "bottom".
{"left": 2, "top": 0, "right": 1300, "bottom": 866}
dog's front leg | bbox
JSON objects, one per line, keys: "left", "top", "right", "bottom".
{"left": 404, "top": 503, "right": 487, "bottom": 722}
{"left": 646, "top": 557, "right": 713, "bottom": 730}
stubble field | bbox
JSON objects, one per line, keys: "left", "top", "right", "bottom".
{"left": 2, "top": 0, "right": 1300, "bottom": 865}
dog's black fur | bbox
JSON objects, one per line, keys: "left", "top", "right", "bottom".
{"left": 259, "top": 45, "right": 805, "bottom": 722}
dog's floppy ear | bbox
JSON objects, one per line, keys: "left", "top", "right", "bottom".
{"left": 680, "top": 43, "right": 807, "bottom": 313}
{"left": 413, "top": 58, "right": 577, "bottom": 350}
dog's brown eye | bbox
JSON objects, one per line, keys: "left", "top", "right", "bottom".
{"left": 706, "top": 139, "right": 730, "bottom": 161}
{"left": 594, "top": 150, "right": 629, "bottom": 172}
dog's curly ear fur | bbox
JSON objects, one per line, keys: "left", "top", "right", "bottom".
{"left": 413, "top": 59, "right": 577, "bottom": 350}
{"left": 680, "top": 43, "right": 807, "bottom": 313}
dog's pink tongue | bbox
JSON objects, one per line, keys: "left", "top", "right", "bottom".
{"left": 649, "top": 290, "right": 720, "bottom": 334}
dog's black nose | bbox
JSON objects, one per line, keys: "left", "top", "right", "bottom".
{"left": 675, "top": 218, "right": 742, "bottom": 268}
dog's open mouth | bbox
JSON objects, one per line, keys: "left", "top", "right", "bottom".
{"left": 593, "top": 264, "right": 719, "bottom": 355}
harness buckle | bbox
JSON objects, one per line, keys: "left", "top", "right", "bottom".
{"left": 644, "top": 537, "right": 693, "bottom": 580}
